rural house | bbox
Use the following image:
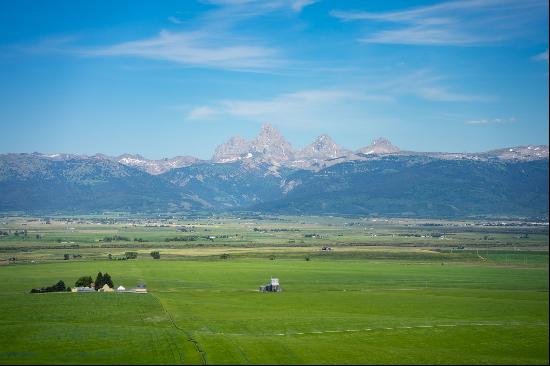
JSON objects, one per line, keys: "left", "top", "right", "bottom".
{"left": 71, "top": 286, "right": 95, "bottom": 292}
{"left": 132, "top": 283, "right": 148, "bottom": 293}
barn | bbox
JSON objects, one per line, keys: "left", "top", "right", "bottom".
{"left": 259, "top": 277, "right": 282, "bottom": 292}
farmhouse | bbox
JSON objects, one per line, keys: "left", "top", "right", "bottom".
{"left": 71, "top": 286, "right": 95, "bottom": 292}
{"left": 259, "top": 277, "right": 282, "bottom": 292}
{"left": 108, "top": 284, "right": 148, "bottom": 293}
{"left": 132, "top": 283, "right": 148, "bottom": 293}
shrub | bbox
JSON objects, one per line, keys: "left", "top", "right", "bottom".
{"left": 124, "top": 252, "right": 138, "bottom": 259}
{"left": 30, "top": 280, "right": 66, "bottom": 293}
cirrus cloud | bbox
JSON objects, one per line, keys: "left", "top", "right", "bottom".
{"left": 331, "top": 0, "right": 548, "bottom": 46}
{"left": 465, "top": 117, "right": 516, "bottom": 125}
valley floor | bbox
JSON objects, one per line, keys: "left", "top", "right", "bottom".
{"left": 0, "top": 216, "right": 548, "bottom": 364}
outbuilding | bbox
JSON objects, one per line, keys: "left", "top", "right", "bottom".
{"left": 99, "top": 284, "right": 114, "bottom": 292}
{"left": 259, "top": 277, "right": 282, "bottom": 292}
{"left": 72, "top": 286, "right": 95, "bottom": 292}
{"left": 132, "top": 283, "right": 148, "bottom": 293}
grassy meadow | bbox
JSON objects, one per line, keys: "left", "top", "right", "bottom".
{"left": 0, "top": 215, "right": 548, "bottom": 364}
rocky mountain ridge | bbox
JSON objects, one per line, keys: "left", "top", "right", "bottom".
{"left": 1, "top": 152, "right": 547, "bottom": 217}
{"left": 9, "top": 124, "right": 549, "bottom": 175}
{"left": 211, "top": 123, "right": 549, "bottom": 170}
{"left": 20, "top": 152, "right": 203, "bottom": 175}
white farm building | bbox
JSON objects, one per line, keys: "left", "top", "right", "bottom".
{"left": 259, "top": 277, "right": 282, "bottom": 292}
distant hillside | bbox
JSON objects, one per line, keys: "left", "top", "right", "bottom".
{"left": 259, "top": 157, "right": 549, "bottom": 218}
{"left": 0, "top": 154, "right": 194, "bottom": 212}
{"left": 1, "top": 124, "right": 548, "bottom": 218}
{"left": 161, "top": 161, "right": 294, "bottom": 209}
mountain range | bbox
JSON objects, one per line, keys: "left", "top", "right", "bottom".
{"left": 1, "top": 124, "right": 548, "bottom": 218}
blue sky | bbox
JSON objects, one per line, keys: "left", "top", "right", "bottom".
{"left": 0, "top": 0, "right": 548, "bottom": 159}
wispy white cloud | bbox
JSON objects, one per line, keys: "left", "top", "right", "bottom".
{"left": 188, "top": 106, "right": 219, "bottom": 120}
{"left": 185, "top": 67, "right": 491, "bottom": 127}
{"left": 465, "top": 117, "right": 516, "bottom": 125}
{"left": 532, "top": 49, "right": 549, "bottom": 63}
{"left": 81, "top": 30, "right": 283, "bottom": 71}
{"left": 366, "top": 69, "right": 495, "bottom": 102}
{"left": 220, "top": 89, "right": 390, "bottom": 116}
{"left": 415, "top": 86, "right": 494, "bottom": 102}
{"left": 21, "top": 0, "right": 316, "bottom": 73}
{"left": 201, "top": 0, "right": 317, "bottom": 13}
{"left": 290, "top": 0, "right": 318, "bottom": 12}
{"left": 331, "top": 0, "right": 548, "bottom": 46}
{"left": 358, "top": 27, "right": 496, "bottom": 46}
{"left": 186, "top": 68, "right": 494, "bottom": 126}
{"left": 186, "top": 88, "right": 390, "bottom": 127}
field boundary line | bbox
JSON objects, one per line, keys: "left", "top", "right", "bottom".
{"left": 149, "top": 293, "right": 208, "bottom": 365}
{"left": 194, "top": 321, "right": 548, "bottom": 338}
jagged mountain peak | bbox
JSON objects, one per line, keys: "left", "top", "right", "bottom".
{"left": 117, "top": 153, "right": 146, "bottom": 160}
{"left": 258, "top": 122, "right": 278, "bottom": 135}
{"left": 297, "top": 134, "right": 348, "bottom": 160}
{"left": 372, "top": 137, "right": 392, "bottom": 145}
{"left": 314, "top": 134, "right": 334, "bottom": 145}
{"left": 111, "top": 154, "right": 201, "bottom": 175}
{"left": 254, "top": 123, "right": 287, "bottom": 145}
{"left": 358, "top": 137, "right": 400, "bottom": 154}
{"left": 251, "top": 123, "right": 295, "bottom": 163}
{"left": 212, "top": 135, "right": 252, "bottom": 163}
{"left": 212, "top": 124, "right": 296, "bottom": 165}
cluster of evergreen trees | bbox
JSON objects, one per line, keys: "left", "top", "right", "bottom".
{"left": 74, "top": 276, "right": 93, "bottom": 287}
{"left": 93, "top": 272, "right": 113, "bottom": 289}
{"left": 74, "top": 272, "right": 114, "bottom": 289}
{"left": 30, "top": 272, "right": 116, "bottom": 293}
{"left": 30, "top": 280, "right": 68, "bottom": 293}
{"left": 124, "top": 252, "right": 138, "bottom": 259}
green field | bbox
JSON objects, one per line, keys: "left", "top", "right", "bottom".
{"left": 0, "top": 216, "right": 548, "bottom": 364}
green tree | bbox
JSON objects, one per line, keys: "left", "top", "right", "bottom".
{"left": 150, "top": 251, "right": 160, "bottom": 259}
{"left": 75, "top": 276, "right": 93, "bottom": 287}
{"left": 52, "top": 280, "right": 66, "bottom": 292}
{"left": 124, "top": 252, "right": 138, "bottom": 259}
{"left": 102, "top": 273, "right": 114, "bottom": 288}
{"left": 94, "top": 272, "right": 103, "bottom": 289}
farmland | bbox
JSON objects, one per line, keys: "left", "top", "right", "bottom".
{"left": 0, "top": 215, "right": 548, "bottom": 364}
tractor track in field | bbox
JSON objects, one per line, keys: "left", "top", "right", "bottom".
{"left": 195, "top": 321, "right": 548, "bottom": 338}
{"left": 150, "top": 292, "right": 208, "bottom": 365}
